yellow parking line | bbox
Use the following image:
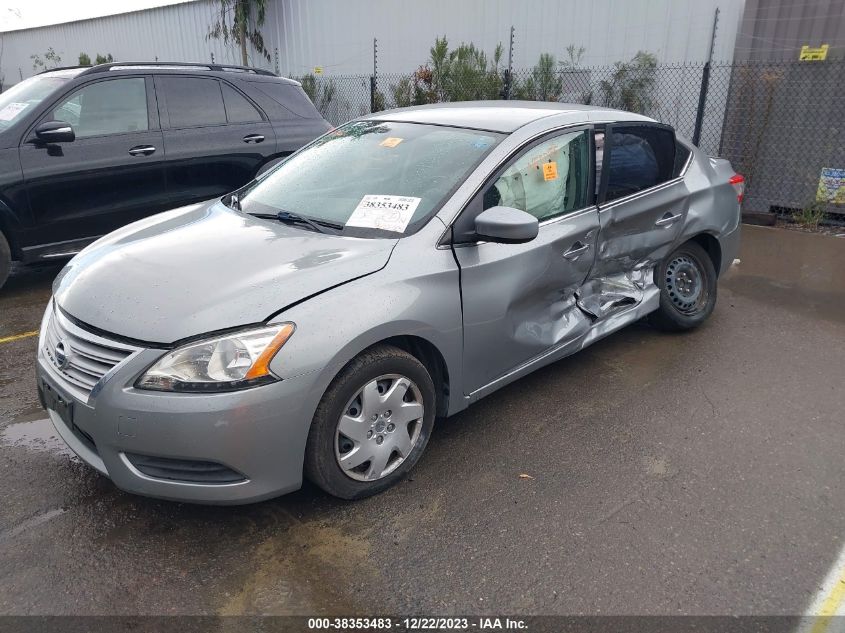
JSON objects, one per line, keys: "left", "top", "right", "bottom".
{"left": 0, "top": 331, "right": 38, "bottom": 345}
{"left": 809, "top": 548, "right": 845, "bottom": 633}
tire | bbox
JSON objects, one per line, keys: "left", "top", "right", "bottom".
{"left": 648, "top": 240, "right": 717, "bottom": 332}
{"left": 304, "top": 344, "right": 436, "bottom": 499}
{"left": 0, "top": 231, "right": 11, "bottom": 292}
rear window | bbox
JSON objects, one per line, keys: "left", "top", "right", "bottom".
{"left": 221, "top": 83, "right": 263, "bottom": 123}
{"left": 604, "top": 125, "right": 676, "bottom": 202}
{"left": 248, "top": 81, "right": 321, "bottom": 119}
{"left": 159, "top": 76, "right": 226, "bottom": 128}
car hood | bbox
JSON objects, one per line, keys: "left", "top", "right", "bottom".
{"left": 53, "top": 201, "right": 397, "bottom": 344}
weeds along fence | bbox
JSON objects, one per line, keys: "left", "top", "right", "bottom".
{"left": 297, "top": 60, "right": 845, "bottom": 217}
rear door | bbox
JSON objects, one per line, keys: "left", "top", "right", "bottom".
{"left": 19, "top": 75, "right": 167, "bottom": 247}
{"left": 155, "top": 75, "right": 276, "bottom": 204}
{"left": 593, "top": 122, "right": 687, "bottom": 277}
{"left": 451, "top": 127, "right": 598, "bottom": 394}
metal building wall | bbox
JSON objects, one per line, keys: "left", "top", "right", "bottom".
{"left": 1, "top": 0, "right": 745, "bottom": 86}
{"left": 733, "top": 0, "right": 845, "bottom": 61}
{"left": 267, "top": 0, "right": 745, "bottom": 76}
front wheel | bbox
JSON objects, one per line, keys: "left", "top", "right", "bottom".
{"left": 304, "top": 344, "right": 436, "bottom": 499}
{"left": 649, "top": 241, "right": 717, "bottom": 331}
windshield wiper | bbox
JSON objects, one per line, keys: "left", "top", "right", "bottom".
{"left": 227, "top": 193, "right": 242, "bottom": 211}
{"left": 248, "top": 209, "right": 343, "bottom": 234}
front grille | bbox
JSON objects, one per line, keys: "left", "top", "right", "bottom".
{"left": 125, "top": 453, "right": 247, "bottom": 484}
{"left": 43, "top": 306, "right": 139, "bottom": 398}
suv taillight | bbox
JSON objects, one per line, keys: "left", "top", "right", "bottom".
{"left": 729, "top": 174, "right": 745, "bottom": 204}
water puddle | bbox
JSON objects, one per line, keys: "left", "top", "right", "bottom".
{"left": 0, "top": 414, "right": 76, "bottom": 458}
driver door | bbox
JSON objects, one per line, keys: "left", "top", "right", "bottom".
{"left": 450, "top": 127, "right": 599, "bottom": 395}
{"left": 19, "top": 76, "right": 167, "bottom": 248}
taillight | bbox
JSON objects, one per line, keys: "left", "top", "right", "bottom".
{"left": 729, "top": 174, "right": 745, "bottom": 204}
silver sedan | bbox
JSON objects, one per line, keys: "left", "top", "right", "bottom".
{"left": 37, "top": 102, "right": 742, "bottom": 503}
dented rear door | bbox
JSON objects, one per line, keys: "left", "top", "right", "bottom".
{"left": 592, "top": 122, "right": 688, "bottom": 279}
{"left": 451, "top": 127, "right": 598, "bottom": 394}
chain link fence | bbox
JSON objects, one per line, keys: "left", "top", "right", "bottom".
{"left": 298, "top": 60, "right": 845, "bottom": 217}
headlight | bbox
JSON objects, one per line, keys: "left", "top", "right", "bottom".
{"left": 136, "top": 323, "right": 295, "bottom": 392}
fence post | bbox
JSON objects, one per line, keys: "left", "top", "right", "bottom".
{"left": 692, "top": 63, "right": 710, "bottom": 146}
{"left": 693, "top": 8, "right": 719, "bottom": 147}
{"left": 370, "top": 75, "right": 376, "bottom": 113}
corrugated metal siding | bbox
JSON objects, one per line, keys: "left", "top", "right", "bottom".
{"left": 269, "top": 0, "right": 745, "bottom": 76}
{"left": 1, "top": 0, "right": 745, "bottom": 86}
{"left": 734, "top": 0, "right": 845, "bottom": 61}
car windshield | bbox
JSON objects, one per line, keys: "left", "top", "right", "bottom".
{"left": 0, "top": 73, "right": 76, "bottom": 130}
{"left": 238, "top": 120, "right": 504, "bottom": 237}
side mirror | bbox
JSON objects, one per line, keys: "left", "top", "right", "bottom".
{"left": 34, "top": 121, "right": 75, "bottom": 144}
{"left": 474, "top": 206, "right": 539, "bottom": 244}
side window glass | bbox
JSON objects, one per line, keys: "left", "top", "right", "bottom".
{"left": 221, "top": 83, "right": 263, "bottom": 123}
{"left": 673, "top": 141, "right": 691, "bottom": 177}
{"left": 604, "top": 125, "right": 675, "bottom": 202}
{"left": 483, "top": 130, "right": 589, "bottom": 222}
{"left": 160, "top": 77, "right": 226, "bottom": 128}
{"left": 51, "top": 78, "right": 148, "bottom": 138}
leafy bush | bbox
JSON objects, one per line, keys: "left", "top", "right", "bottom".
{"left": 513, "top": 53, "right": 563, "bottom": 101}
{"left": 599, "top": 51, "right": 658, "bottom": 114}
{"left": 78, "top": 53, "right": 91, "bottom": 66}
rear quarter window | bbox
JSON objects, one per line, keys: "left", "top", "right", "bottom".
{"left": 248, "top": 81, "right": 321, "bottom": 119}
{"left": 673, "top": 141, "right": 692, "bottom": 177}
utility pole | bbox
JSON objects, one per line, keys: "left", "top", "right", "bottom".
{"left": 692, "top": 7, "right": 719, "bottom": 147}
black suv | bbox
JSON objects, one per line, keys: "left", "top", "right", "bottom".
{"left": 0, "top": 62, "right": 331, "bottom": 289}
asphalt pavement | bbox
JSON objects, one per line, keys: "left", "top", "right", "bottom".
{"left": 0, "top": 225, "right": 843, "bottom": 616}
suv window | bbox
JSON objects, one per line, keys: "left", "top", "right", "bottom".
{"left": 50, "top": 78, "right": 148, "bottom": 138}
{"left": 221, "top": 83, "right": 263, "bottom": 123}
{"left": 604, "top": 125, "right": 675, "bottom": 202}
{"left": 483, "top": 129, "right": 590, "bottom": 222}
{"left": 160, "top": 77, "right": 226, "bottom": 128}
{"left": 249, "top": 81, "right": 321, "bottom": 119}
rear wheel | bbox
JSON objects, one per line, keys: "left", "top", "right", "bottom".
{"left": 304, "top": 344, "right": 436, "bottom": 499}
{"left": 0, "top": 232, "right": 11, "bottom": 291}
{"left": 649, "top": 241, "right": 717, "bottom": 331}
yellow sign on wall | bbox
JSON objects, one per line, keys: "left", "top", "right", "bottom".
{"left": 799, "top": 44, "right": 829, "bottom": 61}
{"left": 313, "top": 66, "right": 323, "bottom": 75}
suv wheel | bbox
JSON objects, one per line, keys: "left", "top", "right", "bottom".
{"left": 649, "top": 241, "right": 717, "bottom": 331}
{"left": 304, "top": 344, "right": 436, "bottom": 499}
{"left": 0, "top": 232, "right": 11, "bottom": 291}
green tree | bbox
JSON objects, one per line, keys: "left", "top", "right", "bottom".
{"left": 514, "top": 53, "right": 563, "bottom": 101}
{"left": 599, "top": 51, "right": 658, "bottom": 114}
{"left": 95, "top": 53, "right": 114, "bottom": 64}
{"left": 300, "top": 73, "right": 336, "bottom": 119}
{"left": 31, "top": 47, "right": 62, "bottom": 71}
{"left": 208, "top": 0, "right": 271, "bottom": 66}
{"left": 78, "top": 52, "right": 91, "bottom": 66}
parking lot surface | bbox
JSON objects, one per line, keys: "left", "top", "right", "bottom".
{"left": 0, "top": 225, "right": 843, "bottom": 616}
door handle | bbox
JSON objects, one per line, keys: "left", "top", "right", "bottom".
{"left": 655, "top": 212, "right": 682, "bottom": 227}
{"left": 128, "top": 145, "right": 156, "bottom": 156}
{"left": 563, "top": 242, "right": 590, "bottom": 260}
{"left": 242, "top": 134, "right": 265, "bottom": 144}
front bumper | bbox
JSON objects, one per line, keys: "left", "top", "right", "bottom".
{"left": 36, "top": 345, "right": 321, "bottom": 505}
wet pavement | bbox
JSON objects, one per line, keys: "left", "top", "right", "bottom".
{"left": 0, "top": 226, "right": 843, "bottom": 616}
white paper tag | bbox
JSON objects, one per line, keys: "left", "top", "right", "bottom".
{"left": 0, "top": 102, "right": 30, "bottom": 121}
{"left": 346, "top": 195, "right": 422, "bottom": 233}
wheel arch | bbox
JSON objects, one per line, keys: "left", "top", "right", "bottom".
{"left": 378, "top": 335, "right": 450, "bottom": 418}
{"left": 687, "top": 232, "right": 722, "bottom": 277}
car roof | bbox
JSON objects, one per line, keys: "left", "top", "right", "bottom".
{"left": 361, "top": 101, "right": 654, "bottom": 133}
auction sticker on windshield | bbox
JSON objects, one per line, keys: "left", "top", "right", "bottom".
{"left": 346, "top": 194, "right": 421, "bottom": 232}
